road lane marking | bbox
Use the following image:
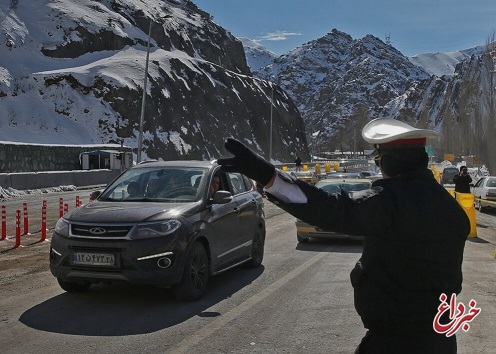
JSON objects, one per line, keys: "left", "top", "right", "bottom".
{"left": 168, "top": 251, "right": 328, "bottom": 353}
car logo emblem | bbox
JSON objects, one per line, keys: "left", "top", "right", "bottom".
{"left": 89, "top": 227, "right": 106, "bottom": 235}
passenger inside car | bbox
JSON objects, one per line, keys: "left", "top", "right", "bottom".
{"left": 145, "top": 178, "right": 161, "bottom": 197}
{"left": 127, "top": 181, "right": 141, "bottom": 197}
{"left": 209, "top": 175, "right": 220, "bottom": 197}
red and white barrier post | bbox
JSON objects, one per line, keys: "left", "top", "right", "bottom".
{"left": 40, "top": 200, "right": 47, "bottom": 242}
{"left": 64, "top": 203, "right": 68, "bottom": 215}
{"left": 59, "top": 197, "right": 64, "bottom": 218}
{"left": 76, "top": 195, "right": 80, "bottom": 208}
{"left": 1, "top": 205, "right": 6, "bottom": 241}
{"left": 22, "top": 202, "right": 30, "bottom": 236}
{"left": 15, "top": 209, "right": 21, "bottom": 248}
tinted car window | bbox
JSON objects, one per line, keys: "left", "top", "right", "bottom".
{"left": 242, "top": 175, "right": 255, "bottom": 191}
{"left": 442, "top": 167, "right": 458, "bottom": 183}
{"left": 101, "top": 166, "right": 206, "bottom": 202}
{"left": 487, "top": 178, "right": 496, "bottom": 187}
{"left": 228, "top": 172, "right": 247, "bottom": 195}
{"left": 340, "top": 182, "right": 372, "bottom": 192}
{"left": 317, "top": 181, "right": 371, "bottom": 195}
{"left": 320, "top": 184, "right": 342, "bottom": 194}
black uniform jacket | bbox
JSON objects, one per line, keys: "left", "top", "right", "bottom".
{"left": 266, "top": 169, "right": 470, "bottom": 330}
{"left": 453, "top": 173, "right": 472, "bottom": 193}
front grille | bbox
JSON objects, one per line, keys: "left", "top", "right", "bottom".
{"left": 70, "top": 223, "right": 134, "bottom": 239}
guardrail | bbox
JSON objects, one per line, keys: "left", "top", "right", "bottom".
{"left": 0, "top": 169, "right": 121, "bottom": 191}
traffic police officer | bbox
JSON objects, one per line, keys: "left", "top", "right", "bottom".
{"left": 218, "top": 118, "right": 470, "bottom": 353}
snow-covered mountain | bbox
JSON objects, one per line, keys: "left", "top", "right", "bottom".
{"left": 409, "top": 46, "right": 485, "bottom": 77}
{"left": 239, "top": 37, "right": 277, "bottom": 73}
{"left": 244, "top": 29, "right": 495, "bottom": 171}
{"left": 255, "top": 29, "right": 432, "bottom": 152}
{"left": 2, "top": 0, "right": 494, "bottom": 171}
{"left": 0, "top": 0, "right": 309, "bottom": 162}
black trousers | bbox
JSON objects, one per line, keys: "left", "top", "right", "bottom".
{"left": 355, "top": 328, "right": 457, "bottom": 354}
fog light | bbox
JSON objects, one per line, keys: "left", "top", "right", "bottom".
{"left": 157, "top": 257, "right": 172, "bottom": 268}
{"left": 50, "top": 247, "right": 61, "bottom": 262}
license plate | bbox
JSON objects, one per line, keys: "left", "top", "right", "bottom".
{"left": 72, "top": 252, "right": 115, "bottom": 266}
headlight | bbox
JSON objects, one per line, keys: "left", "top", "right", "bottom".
{"left": 131, "top": 220, "right": 181, "bottom": 239}
{"left": 54, "top": 218, "right": 70, "bottom": 237}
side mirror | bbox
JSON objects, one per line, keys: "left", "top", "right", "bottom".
{"left": 91, "top": 190, "right": 102, "bottom": 200}
{"left": 210, "top": 190, "right": 233, "bottom": 204}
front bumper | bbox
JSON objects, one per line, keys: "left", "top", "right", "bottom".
{"left": 49, "top": 232, "right": 186, "bottom": 286}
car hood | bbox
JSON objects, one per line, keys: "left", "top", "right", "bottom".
{"left": 66, "top": 201, "right": 201, "bottom": 223}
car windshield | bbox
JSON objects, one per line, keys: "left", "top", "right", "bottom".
{"left": 316, "top": 181, "right": 371, "bottom": 195}
{"left": 295, "top": 171, "right": 313, "bottom": 177}
{"left": 99, "top": 166, "right": 207, "bottom": 202}
{"left": 443, "top": 168, "right": 458, "bottom": 176}
{"left": 326, "top": 173, "right": 361, "bottom": 179}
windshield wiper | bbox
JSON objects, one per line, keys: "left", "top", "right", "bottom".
{"left": 125, "top": 197, "right": 158, "bottom": 202}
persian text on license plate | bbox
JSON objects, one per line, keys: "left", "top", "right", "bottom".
{"left": 72, "top": 252, "right": 115, "bottom": 266}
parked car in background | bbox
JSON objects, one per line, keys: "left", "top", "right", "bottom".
{"left": 441, "top": 166, "right": 459, "bottom": 185}
{"left": 291, "top": 170, "right": 320, "bottom": 184}
{"left": 295, "top": 178, "right": 372, "bottom": 243}
{"left": 357, "top": 170, "right": 383, "bottom": 181}
{"left": 325, "top": 172, "right": 362, "bottom": 179}
{"left": 50, "top": 160, "right": 266, "bottom": 301}
{"left": 471, "top": 176, "right": 496, "bottom": 212}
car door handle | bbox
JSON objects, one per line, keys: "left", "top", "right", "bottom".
{"left": 233, "top": 207, "right": 241, "bottom": 214}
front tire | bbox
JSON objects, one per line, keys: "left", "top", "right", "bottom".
{"left": 297, "top": 233, "right": 309, "bottom": 243}
{"left": 173, "top": 242, "right": 209, "bottom": 301}
{"left": 246, "top": 226, "right": 265, "bottom": 268}
{"left": 57, "top": 278, "right": 91, "bottom": 293}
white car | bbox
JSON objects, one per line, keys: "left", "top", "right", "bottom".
{"left": 470, "top": 176, "right": 496, "bottom": 212}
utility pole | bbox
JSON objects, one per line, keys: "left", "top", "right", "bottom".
{"left": 269, "top": 82, "right": 273, "bottom": 162}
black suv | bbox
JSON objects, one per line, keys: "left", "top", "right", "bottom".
{"left": 50, "top": 160, "right": 265, "bottom": 301}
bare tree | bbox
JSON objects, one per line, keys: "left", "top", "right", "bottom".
{"left": 484, "top": 30, "right": 496, "bottom": 172}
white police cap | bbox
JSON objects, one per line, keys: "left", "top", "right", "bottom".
{"left": 362, "top": 118, "right": 438, "bottom": 146}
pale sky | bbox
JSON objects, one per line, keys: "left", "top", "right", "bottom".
{"left": 192, "top": 0, "right": 496, "bottom": 56}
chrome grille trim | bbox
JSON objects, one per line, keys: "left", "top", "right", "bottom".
{"left": 69, "top": 222, "right": 135, "bottom": 240}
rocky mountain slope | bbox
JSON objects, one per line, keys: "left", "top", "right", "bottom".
{"left": 249, "top": 29, "right": 495, "bottom": 172}
{"left": 256, "top": 29, "right": 432, "bottom": 152}
{"left": 0, "top": 0, "right": 309, "bottom": 163}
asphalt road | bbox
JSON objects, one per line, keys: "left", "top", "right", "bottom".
{"left": 0, "top": 193, "right": 495, "bottom": 353}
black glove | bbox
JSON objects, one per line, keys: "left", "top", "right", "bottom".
{"left": 218, "top": 138, "right": 275, "bottom": 186}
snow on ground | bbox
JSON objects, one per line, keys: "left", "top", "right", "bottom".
{"left": 0, "top": 185, "right": 78, "bottom": 199}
